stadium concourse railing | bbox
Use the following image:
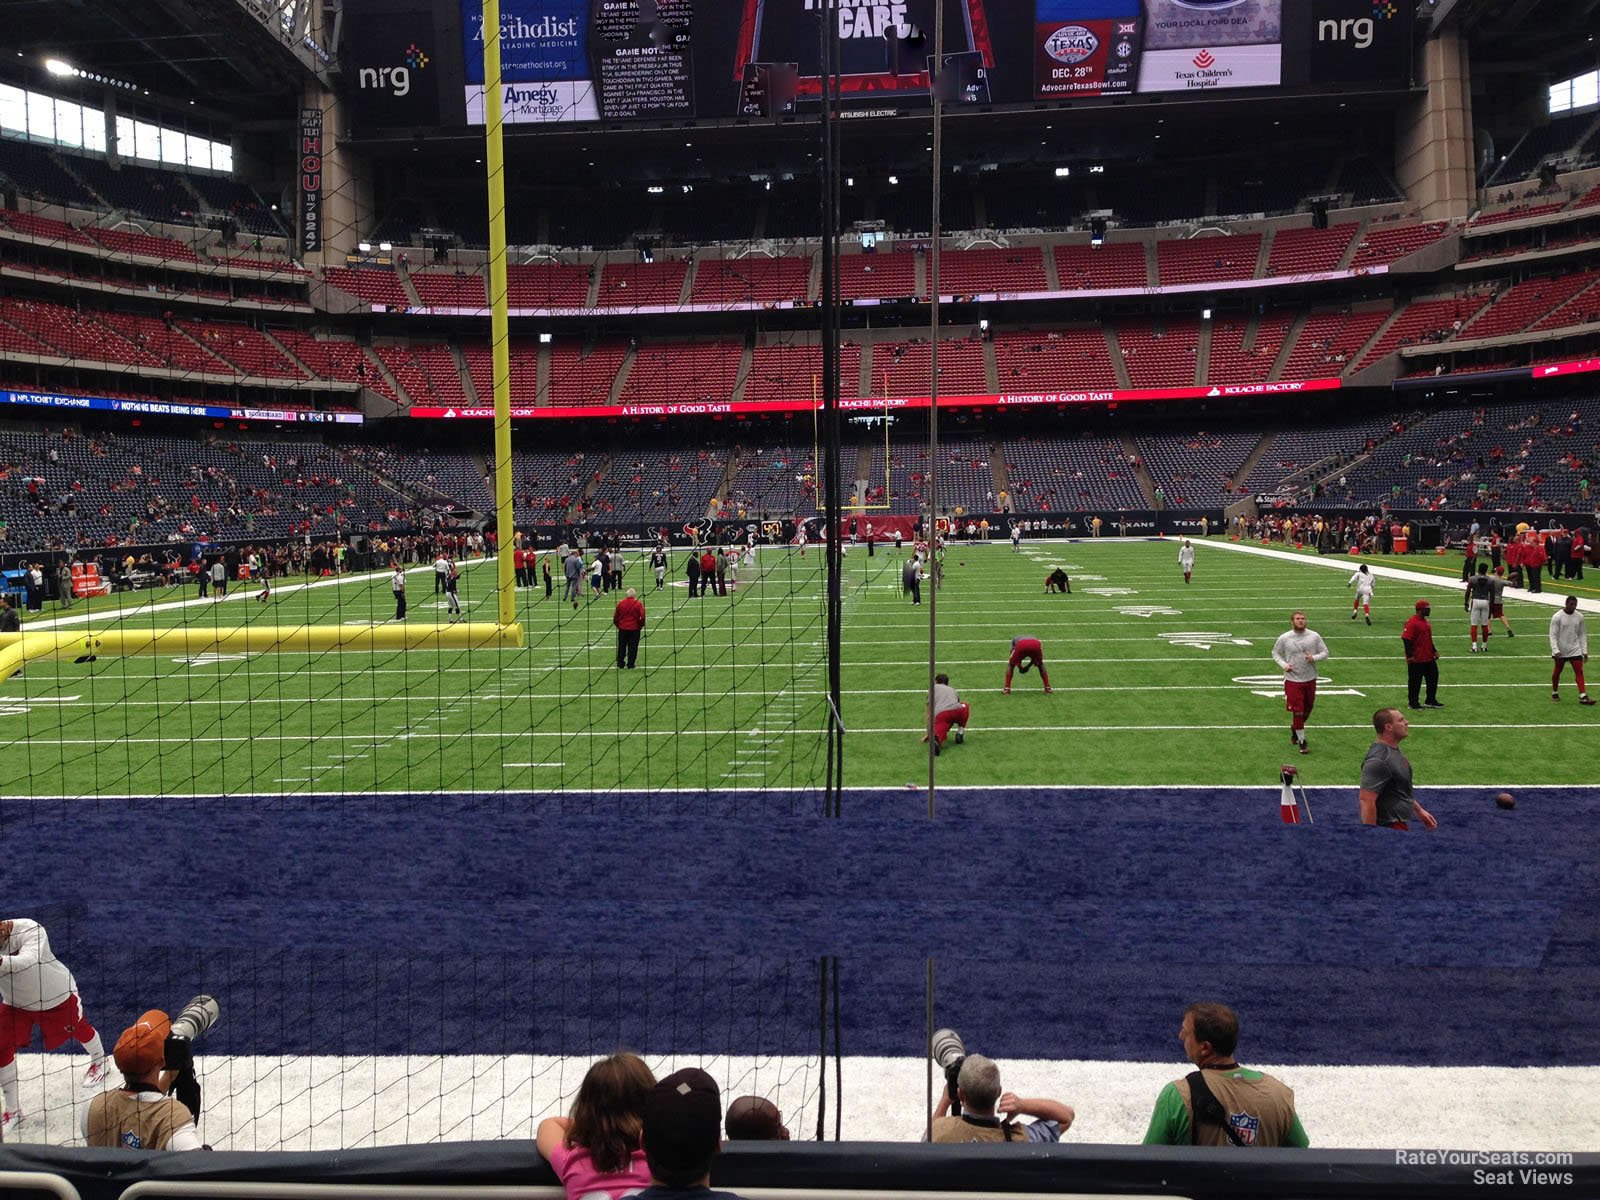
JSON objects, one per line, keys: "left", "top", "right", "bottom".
{"left": 0, "top": 1144, "right": 1595, "bottom": 1200}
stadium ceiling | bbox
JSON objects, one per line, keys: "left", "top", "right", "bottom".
{"left": 5, "top": 0, "right": 330, "bottom": 117}
{"left": 1433, "top": 0, "right": 1600, "bottom": 75}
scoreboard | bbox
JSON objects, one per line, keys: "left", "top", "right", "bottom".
{"left": 341, "top": 0, "right": 1414, "bottom": 130}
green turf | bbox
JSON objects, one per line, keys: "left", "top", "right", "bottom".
{"left": 3, "top": 539, "right": 1593, "bottom": 795}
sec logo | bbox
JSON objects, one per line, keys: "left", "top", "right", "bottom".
{"left": 1044, "top": 24, "right": 1100, "bottom": 64}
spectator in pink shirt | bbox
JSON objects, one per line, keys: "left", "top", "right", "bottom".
{"left": 536, "top": 1052, "right": 655, "bottom": 1199}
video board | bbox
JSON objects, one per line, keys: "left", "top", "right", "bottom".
{"left": 341, "top": 0, "right": 1414, "bottom": 129}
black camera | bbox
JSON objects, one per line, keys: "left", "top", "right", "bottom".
{"left": 163, "top": 995, "right": 220, "bottom": 1124}
{"left": 931, "top": 1028, "right": 967, "bottom": 1116}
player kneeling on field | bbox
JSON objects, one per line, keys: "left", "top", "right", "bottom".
{"left": 922, "top": 674, "right": 968, "bottom": 756}
{"left": 1044, "top": 568, "right": 1071, "bottom": 594}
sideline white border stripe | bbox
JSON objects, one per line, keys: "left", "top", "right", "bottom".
{"left": 1197, "top": 537, "right": 1600, "bottom": 615}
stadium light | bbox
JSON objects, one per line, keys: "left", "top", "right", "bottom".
{"left": 357, "top": 242, "right": 372, "bottom": 252}
{"left": 538, "top": 332, "right": 553, "bottom": 344}
{"left": 1054, "top": 166, "right": 1070, "bottom": 177}
{"left": 888, "top": 175, "right": 899, "bottom": 185}
{"left": 978, "top": 319, "right": 989, "bottom": 332}
{"left": 44, "top": 58, "right": 74, "bottom": 76}
{"left": 1201, "top": 308, "right": 1212, "bottom": 320}
{"left": 1089, "top": 164, "right": 1105, "bottom": 174}
{"left": 647, "top": 185, "right": 665, "bottom": 194}
{"left": 378, "top": 242, "right": 393, "bottom": 252}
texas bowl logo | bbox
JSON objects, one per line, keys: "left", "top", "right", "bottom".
{"left": 1044, "top": 24, "right": 1100, "bottom": 65}
{"left": 1192, "top": 49, "right": 1216, "bottom": 69}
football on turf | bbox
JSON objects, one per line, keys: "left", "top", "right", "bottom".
{"left": 1495, "top": 792, "right": 1516, "bottom": 809}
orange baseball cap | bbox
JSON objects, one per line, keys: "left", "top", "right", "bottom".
{"left": 113, "top": 1010, "right": 171, "bottom": 1076}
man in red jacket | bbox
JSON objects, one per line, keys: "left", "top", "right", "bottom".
{"left": 1571, "top": 529, "right": 1587, "bottom": 581}
{"left": 1402, "top": 599, "right": 1443, "bottom": 710}
{"left": 1523, "top": 534, "right": 1547, "bottom": 593}
{"left": 613, "top": 587, "right": 646, "bottom": 669}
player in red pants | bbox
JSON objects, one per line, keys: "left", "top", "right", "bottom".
{"left": 1549, "top": 595, "right": 1595, "bottom": 704}
{"left": 1004, "top": 636, "right": 1051, "bottom": 693}
{"left": 921, "top": 673, "right": 969, "bottom": 755}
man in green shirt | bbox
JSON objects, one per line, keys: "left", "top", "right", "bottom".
{"left": 1143, "top": 1003, "right": 1309, "bottom": 1148}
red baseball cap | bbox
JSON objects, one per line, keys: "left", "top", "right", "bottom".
{"left": 1415, "top": 599, "right": 1431, "bottom": 612}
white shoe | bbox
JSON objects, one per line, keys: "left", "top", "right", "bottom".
{"left": 82, "top": 1058, "right": 108, "bottom": 1090}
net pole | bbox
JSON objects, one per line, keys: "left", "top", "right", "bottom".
{"left": 819, "top": 0, "right": 845, "bottom": 820}
{"left": 482, "top": 0, "right": 517, "bottom": 628}
{"left": 924, "top": 1, "right": 944, "bottom": 819}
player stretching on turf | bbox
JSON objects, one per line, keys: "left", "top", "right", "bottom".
{"left": 1490, "top": 567, "right": 1513, "bottom": 638}
{"left": 1004, "top": 636, "right": 1051, "bottom": 694}
{"left": 1271, "top": 611, "right": 1328, "bottom": 755}
{"left": 921, "top": 673, "right": 968, "bottom": 756}
{"left": 1178, "top": 540, "right": 1195, "bottom": 585}
{"left": 1044, "top": 567, "right": 1071, "bottom": 594}
{"left": 1347, "top": 564, "right": 1374, "bottom": 623}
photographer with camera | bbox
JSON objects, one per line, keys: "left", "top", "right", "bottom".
{"left": 926, "top": 1031, "right": 1074, "bottom": 1144}
{"left": 85, "top": 997, "right": 218, "bottom": 1151}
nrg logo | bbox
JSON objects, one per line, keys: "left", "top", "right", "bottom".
{"left": 1318, "top": 1, "right": 1397, "bottom": 50}
{"left": 358, "top": 43, "right": 429, "bottom": 97}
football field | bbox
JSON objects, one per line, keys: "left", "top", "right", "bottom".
{"left": 3, "top": 537, "right": 1597, "bottom": 797}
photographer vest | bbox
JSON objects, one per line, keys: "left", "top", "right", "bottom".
{"left": 929, "top": 1114, "right": 1027, "bottom": 1144}
{"left": 1174, "top": 1068, "right": 1298, "bottom": 1148}
{"left": 86, "top": 1089, "right": 189, "bottom": 1150}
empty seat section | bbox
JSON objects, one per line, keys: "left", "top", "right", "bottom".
{"left": 743, "top": 342, "right": 862, "bottom": 403}
{"left": 1278, "top": 310, "right": 1390, "bottom": 379}
{"left": 993, "top": 328, "right": 1119, "bottom": 390}
{"left": 1117, "top": 320, "right": 1200, "bottom": 388}
{"left": 411, "top": 271, "right": 489, "bottom": 307}
{"left": 595, "top": 261, "right": 689, "bottom": 308}
{"left": 1265, "top": 225, "right": 1356, "bottom": 275}
{"left": 838, "top": 252, "right": 916, "bottom": 300}
{"left": 1156, "top": 235, "right": 1260, "bottom": 286}
{"left": 618, "top": 341, "right": 745, "bottom": 405}
{"left": 870, "top": 337, "right": 989, "bottom": 398}
{"left": 1054, "top": 242, "right": 1147, "bottom": 290}
{"left": 937, "top": 248, "right": 1047, "bottom": 294}
{"left": 548, "top": 342, "right": 627, "bottom": 406}
{"left": 687, "top": 256, "right": 812, "bottom": 305}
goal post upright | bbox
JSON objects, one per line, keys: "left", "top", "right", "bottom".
{"left": 482, "top": 0, "right": 518, "bottom": 629}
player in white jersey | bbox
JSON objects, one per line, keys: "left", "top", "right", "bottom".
{"left": 1549, "top": 596, "right": 1594, "bottom": 704}
{"left": 1177, "top": 540, "right": 1195, "bottom": 584}
{"left": 1271, "top": 611, "right": 1330, "bottom": 754}
{"left": 1010, "top": 525, "right": 1022, "bottom": 553}
{"left": 1348, "top": 563, "right": 1375, "bottom": 624}
{"left": 0, "top": 918, "right": 109, "bottom": 1128}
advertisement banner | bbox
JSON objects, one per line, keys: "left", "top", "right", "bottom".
{"left": 407, "top": 377, "right": 1341, "bottom": 420}
{"left": 298, "top": 108, "right": 324, "bottom": 254}
{"left": 344, "top": 13, "right": 442, "bottom": 127}
{"left": 462, "top": 0, "right": 598, "bottom": 122}
{"left": 0, "top": 390, "right": 364, "bottom": 424}
{"left": 1033, "top": 3, "right": 1142, "bottom": 100}
{"left": 1282, "top": 0, "right": 1412, "bottom": 87}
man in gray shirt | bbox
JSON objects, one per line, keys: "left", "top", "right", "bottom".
{"left": 562, "top": 550, "right": 584, "bottom": 608}
{"left": 1358, "top": 708, "right": 1438, "bottom": 831}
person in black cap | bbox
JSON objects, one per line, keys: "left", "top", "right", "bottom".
{"left": 635, "top": 1067, "right": 747, "bottom": 1199}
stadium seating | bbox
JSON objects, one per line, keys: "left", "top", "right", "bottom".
{"left": 1348, "top": 220, "right": 1451, "bottom": 269}
{"left": 412, "top": 271, "right": 489, "bottom": 308}
{"left": 935, "top": 248, "right": 1047, "bottom": 294}
{"left": 461, "top": 342, "right": 539, "bottom": 407}
{"left": 507, "top": 262, "right": 592, "bottom": 308}
{"left": 838, "top": 252, "right": 917, "bottom": 300}
{"left": 1117, "top": 319, "right": 1200, "bottom": 388}
{"left": 993, "top": 328, "right": 1119, "bottom": 391}
{"left": 324, "top": 268, "right": 411, "bottom": 307}
{"left": 1353, "top": 296, "right": 1489, "bottom": 371}
{"left": 869, "top": 336, "right": 989, "bottom": 398}
{"left": 586, "top": 447, "right": 728, "bottom": 522}
{"left": 1239, "top": 414, "right": 1403, "bottom": 496}
{"left": 1002, "top": 435, "right": 1146, "bottom": 511}
{"left": 0, "top": 208, "right": 99, "bottom": 247}
{"left": 742, "top": 341, "right": 863, "bottom": 405}
{"left": 596, "top": 260, "right": 690, "bottom": 308}
{"left": 1207, "top": 315, "right": 1292, "bottom": 385}
{"left": 618, "top": 340, "right": 745, "bottom": 406}
{"left": 271, "top": 330, "right": 398, "bottom": 404}
{"left": 1470, "top": 202, "right": 1567, "bottom": 228}
{"left": 177, "top": 320, "right": 306, "bottom": 379}
{"left": 1138, "top": 430, "right": 1261, "bottom": 507}
{"left": 1278, "top": 309, "right": 1390, "bottom": 380}
{"left": 1156, "top": 235, "right": 1260, "bottom": 286}
{"left": 1265, "top": 225, "right": 1357, "bottom": 276}
{"left": 687, "top": 256, "right": 813, "bottom": 306}
{"left": 1486, "top": 111, "right": 1596, "bottom": 184}
{"left": 1462, "top": 272, "right": 1600, "bottom": 340}
{"left": 724, "top": 443, "right": 818, "bottom": 517}
{"left": 1053, "top": 243, "right": 1147, "bottom": 291}
{"left": 1530, "top": 274, "right": 1600, "bottom": 330}
{"left": 547, "top": 342, "right": 628, "bottom": 407}
{"left": 84, "top": 224, "right": 203, "bottom": 263}
{"left": 0, "top": 141, "right": 100, "bottom": 208}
